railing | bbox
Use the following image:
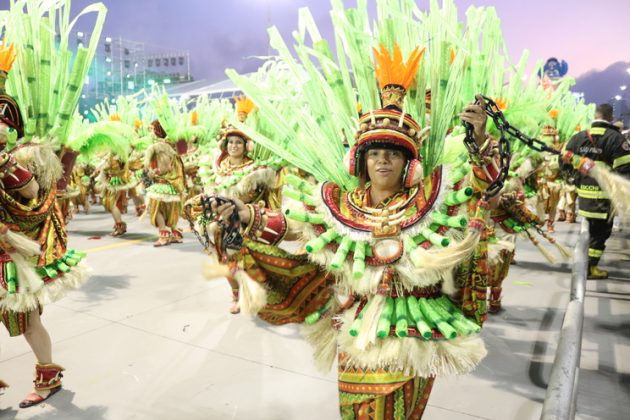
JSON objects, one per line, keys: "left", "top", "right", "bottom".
{"left": 540, "top": 221, "right": 589, "bottom": 420}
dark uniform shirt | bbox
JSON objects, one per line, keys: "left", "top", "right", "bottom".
{"left": 561, "top": 120, "right": 630, "bottom": 219}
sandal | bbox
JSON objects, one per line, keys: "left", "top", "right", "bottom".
{"left": 19, "top": 385, "right": 62, "bottom": 408}
{"left": 154, "top": 230, "right": 172, "bottom": 247}
{"left": 111, "top": 222, "right": 127, "bottom": 237}
{"left": 170, "top": 228, "right": 183, "bottom": 244}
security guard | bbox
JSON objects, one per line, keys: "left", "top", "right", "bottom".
{"left": 562, "top": 104, "right": 630, "bottom": 279}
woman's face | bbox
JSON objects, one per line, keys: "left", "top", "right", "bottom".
{"left": 365, "top": 148, "right": 406, "bottom": 191}
{"left": 226, "top": 136, "right": 245, "bottom": 159}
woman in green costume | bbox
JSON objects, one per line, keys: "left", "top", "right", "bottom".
{"left": 0, "top": 0, "right": 106, "bottom": 406}
{"left": 201, "top": 38, "right": 505, "bottom": 417}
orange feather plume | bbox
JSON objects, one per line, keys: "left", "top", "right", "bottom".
{"left": 373, "top": 43, "right": 425, "bottom": 90}
{"left": 493, "top": 97, "right": 508, "bottom": 111}
{"left": 235, "top": 96, "right": 255, "bottom": 115}
{"left": 0, "top": 43, "right": 16, "bottom": 73}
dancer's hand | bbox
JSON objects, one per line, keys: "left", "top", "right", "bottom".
{"left": 460, "top": 94, "right": 488, "bottom": 146}
{"left": 211, "top": 197, "right": 250, "bottom": 225}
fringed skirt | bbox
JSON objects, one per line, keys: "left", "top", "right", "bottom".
{"left": 0, "top": 249, "right": 89, "bottom": 335}
{"left": 146, "top": 183, "right": 182, "bottom": 228}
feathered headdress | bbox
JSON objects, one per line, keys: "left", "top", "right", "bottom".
{"left": 373, "top": 44, "right": 425, "bottom": 110}
{"left": 235, "top": 96, "right": 255, "bottom": 122}
{"left": 217, "top": 96, "right": 256, "bottom": 153}
{"left": 346, "top": 44, "right": 426, "bottom": 188}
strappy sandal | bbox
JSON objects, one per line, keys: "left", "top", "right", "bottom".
{"left": 154, "top": 230, "right": 172, "bottom": 247}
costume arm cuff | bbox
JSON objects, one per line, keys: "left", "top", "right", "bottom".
{"left": 243, "top": 204, "right": 288, "bottom": 246}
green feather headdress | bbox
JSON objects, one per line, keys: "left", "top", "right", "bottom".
{"left": 1, "top": 0, "right": 107, "bottom": 145}
{"left": 192, "top": 95, "right": 232, "bottom": 146}
{"left": 146, "top": 86, "right": 205, "bottom": 143}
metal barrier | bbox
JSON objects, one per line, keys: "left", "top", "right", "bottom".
{"left": 540, "top": 221, "right": 589, "bottom": 420}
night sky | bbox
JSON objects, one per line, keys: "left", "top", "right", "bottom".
{"left": 61, "top": 0, "right": 629, "bottom": 83}
{"left": 7, "top": 0, "right": 630, "bottom": 83}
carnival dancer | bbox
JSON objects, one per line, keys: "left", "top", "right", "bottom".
{"left": 0, "top": 0, "right": 103, "bottom": 402}
{"left": 557, "top": 175, "right": 577, "bottom": 223}
{"left": 485, "top": 186, "right": 571, "bottom": 312}
{"left": 96, "top": 151, "right": 136, "bottom": 236}
{"left": 204, "top": 97, "right": 279, "bottom": 204}
{"left": 196, "top": 96, "right": 284, "bottom": 314}
{"left": 555, "top": 102, "right": 593, "bottom": 224}
{"left": 70, "top": 160, "right": 92, "bottom": 214}
{"left": 127, "top": 139, "right": 147, "bottom": 217}
{"left": 199, "top": 26, "right": 511, "bottom": 414}
{"left": 536, "top": 125, "right": 563, "bottom": 233}
{"left": 144, "top": 119, "right": 186, "bottom": 246}
{"left": 80, "top": 114, "right": 136, "bottom": 237}
{"left": 0, "top": 148, "right": 88, "bottom": 408}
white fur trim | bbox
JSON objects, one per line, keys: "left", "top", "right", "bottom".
{"left": 0, "top": 263, "right": 90, "bottom": 312}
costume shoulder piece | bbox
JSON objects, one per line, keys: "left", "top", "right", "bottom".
{"left": 284, "top": 156, "right": 475, "bottom": 283}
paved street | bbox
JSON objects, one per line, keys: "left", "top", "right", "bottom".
{"left": 1, "top": 208, "right": 628, "bottom": 420}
